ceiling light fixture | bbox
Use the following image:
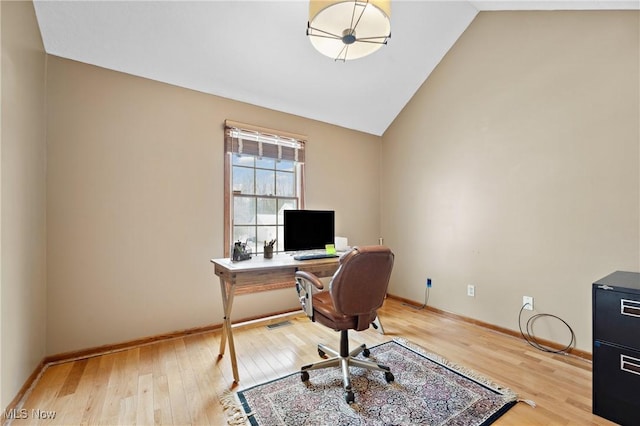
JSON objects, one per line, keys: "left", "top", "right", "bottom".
{"left": 307, "top": 0, "right": 391, "bottom": 62}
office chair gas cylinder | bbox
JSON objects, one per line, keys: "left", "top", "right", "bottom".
{"left": 295, "top": 245, "right": 395, "bottom": 403}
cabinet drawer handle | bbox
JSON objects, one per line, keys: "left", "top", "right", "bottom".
{"left": 620, "top": 299, "right": 640, "bottom": 317}
{"left": 621, "top": 354, "right": 640, "bottom": 376}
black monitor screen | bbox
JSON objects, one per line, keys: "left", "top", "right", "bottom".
{"left": 284, "top": 210, "right": 335, "bottom": 252}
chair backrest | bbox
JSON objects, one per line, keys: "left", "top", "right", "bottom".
{"left": 329, "top": 246, "right": 394, "bottom": 317}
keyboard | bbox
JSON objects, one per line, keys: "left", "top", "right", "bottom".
{"left": 293, "top": 252, "right": 339, "bottom": 261}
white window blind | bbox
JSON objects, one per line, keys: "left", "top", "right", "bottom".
{"left": 224, "top": 123, "right": 305, "bottom": 163}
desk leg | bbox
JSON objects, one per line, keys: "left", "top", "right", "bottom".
{"left": 218, "top": 278, "right": 239, "bottom": 384}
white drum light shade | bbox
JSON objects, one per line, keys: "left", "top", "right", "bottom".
{"left": 307, "top": 0, "right": 391, "bottom": 61}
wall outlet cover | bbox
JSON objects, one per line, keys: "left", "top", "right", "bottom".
{"left": 467, "top": 285, "right": 475, "bottom": 297}
{"left": 523, "top": 296, "right": 534, "bottom": 310}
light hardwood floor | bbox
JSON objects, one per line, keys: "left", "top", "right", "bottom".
{"left": 6, "top": 298, "right": 613, "bottom": 425}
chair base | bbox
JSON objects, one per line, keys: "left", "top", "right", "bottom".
{"left": 300, "top": 330, "right": 394, "bottom": 403}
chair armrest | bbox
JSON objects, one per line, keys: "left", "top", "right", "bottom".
{"left": 295, "top": 271, "right": 324, "bottom": 319}
{"left": 295, "top": 271, "right": 324, "bottom": 290}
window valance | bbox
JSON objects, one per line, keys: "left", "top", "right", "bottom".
{"left": 224, "top": 120, "right": 306, "bottom": 163}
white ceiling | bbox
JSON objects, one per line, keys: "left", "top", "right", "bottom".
{"left": 33, "top": 1, "right": 639, "bottom": 136}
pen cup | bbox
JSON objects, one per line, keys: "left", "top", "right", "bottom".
{"left": 263, "top": 245, "right": 273, "bottom": 259}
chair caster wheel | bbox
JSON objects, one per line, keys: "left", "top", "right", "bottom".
{"left": 385, "top": 371, "right": 395, "bottom": 383}
{"left": 301, "top": 371, "right": 309, "bottom": 382}
{"left": 345, "top": 391, "right": 355, "bottom": 404}
{"left": 362, "top": 348, "right": 370, "bottom": 357}
{"left": 318, "top": 349, "right": 326, "bottom": 358}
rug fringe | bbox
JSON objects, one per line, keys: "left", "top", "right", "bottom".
{"left": 518, "top": 398, "right": 537, "bottom": 407}
{"left": 219, "top": 390, "right": 253, "bottom": 426}
{"left": 393, "top": 338, "right": 519, "bottom": 402}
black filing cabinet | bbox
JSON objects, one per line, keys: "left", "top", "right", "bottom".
{"left": 593, "top": 271, "right": 640, "bottom": 425}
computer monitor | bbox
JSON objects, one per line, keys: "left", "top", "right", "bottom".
{"left": 283, "top": 210, "right": 335, "bottom": 252}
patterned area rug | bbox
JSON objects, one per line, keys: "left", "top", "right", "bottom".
{"left": 222, "top": 339, "right": 518, "bottom": 426}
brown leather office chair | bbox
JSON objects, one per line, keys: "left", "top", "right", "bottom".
{"left": 295, "top": 245, "right": 395, "bottom": 403}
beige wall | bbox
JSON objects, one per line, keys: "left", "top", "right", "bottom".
{"left": 1, "top": 1, "right": 47, "bottom": 410}
{"left": 45, "top": 56, "right": 381, "bottom": 355}
{"left": 382, "top": 11, "right": 640, "bottom": 352}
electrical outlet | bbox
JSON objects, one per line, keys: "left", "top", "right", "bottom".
{"left": 522, "top": 296, "right": 533, "bottom": 310}
{"left": 467, "top": 285, "right": 475, "bottom": 297}
{"left": 426, "top": 278, "right": 432, "bottom": 288}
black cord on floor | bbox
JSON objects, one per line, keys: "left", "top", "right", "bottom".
{"left": 403, "top": 287, "right": 429, "bottom": 310}
{"left": 518, "top": 303, "right": 576, "bottom": 354}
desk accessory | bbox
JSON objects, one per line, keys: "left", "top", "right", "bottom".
{"left": 263, "top": 239, "right": 276, "bottom": 259}
{"left": 231, "top": 241, "right": 252, "bottom": 262}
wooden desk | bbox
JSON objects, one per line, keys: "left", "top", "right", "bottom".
{"left": 211, "top": 254, "right": 341, "bottom": 384}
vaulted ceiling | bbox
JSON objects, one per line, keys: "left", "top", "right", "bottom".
{"left": 33, "top": 1, "right": 638, "bottom": 136}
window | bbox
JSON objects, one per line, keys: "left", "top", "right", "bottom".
{"left": 224, "top": 121, "right": 306, "bottom": 259}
